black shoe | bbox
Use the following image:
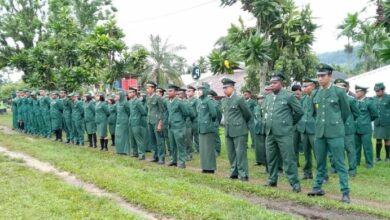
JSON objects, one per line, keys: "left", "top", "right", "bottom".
{"left": 157, "top": 160, "right": 165, "bottom": 165}
{"left": 202, "top": 170, "right": 215, "bottom": 174}
{"left": 307, "top": 188, "right": 325, "bottom": 196}
{"left": 263, "top": 182, "right": 277, "bottom": 187}
{"left": 150, "top": 158, "right": 158, "bottom": 163}
{"left": 178, "top": 164, "right": 186, "bottom": 169}
{"left": 301, "top": 174, "right": 313, "bottom": 180}
{"left": 341, "top": 192, "right": 350, "bottom": 204}
{"left": 323, "top": 175, "right": 329, "bottom": 184}
{"left": 168, "top": 162, "right": 177, "bottom": 166}
{"left": 376, "top": 157, "right": 381, "bottom": 161}
{"left": 66, "top": 140, "right": 70, "bottom": 144}
{"left": 292, "top": 184, "right": 301, "bottom": 193}
{"left": 239, "top": 176, "right": 249, "bottom": 182}
{"left": 229, "top": 175, "right": 239, "bottom": 180}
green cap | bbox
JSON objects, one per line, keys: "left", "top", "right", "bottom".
{"left": 334, "top": 78, "right": 349, "bottom": 87}
{"left": 355, "top": 85, "right": 368, "bottom": 92}
{"left": 317, "top": 63, "right": 333, "bottom": 74}
{"left": 179, "top": 87, "right": 187, "bottom": 92}
{"left": 167, "top": 84, "right": 180, "bottom": 91}
{"left": 67, "top": 92, "right": 73, "bottom": 97}
{"left": 156, "top": 87, "right": 165, "bottom": 92}
{"left": 270, "top": 73, "right": 285, "bottom": 82}
{"left": 187, "top": 85, "right": 196, "bottom": 91}
{"left": 31, "top": 91, "right": 37, "bottom": 96}
{"left": 73, "top": 93, "right": 80, "bottom": 97}
{"left": 302, "top": 77, "right": 317, "bottom": 84}
{"left": 221, "top": 78, "right": 236, "bottom": 88}
{"left": 146, "top": 81, "right": 157, "bottom": 87}
{"left": 209, "top": 90, "right": 218, "bottom": 97}
{"left": 374, "top": 82, "right": 385, "bottom": 91}
{"left": 128, "top": 87, "right": 138, "bottom": 92}
{"left": 51, "top": 91, "right": 59, "bottom": 95}
{"left": 197, "top": 82, "right": 210, "bottom": 90}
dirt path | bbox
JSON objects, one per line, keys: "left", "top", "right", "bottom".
{"left": 236, "top": 192, "right": 381, "bottom": 220}
{"left": 0, "top": 146, "right": 167, "bottom": 220}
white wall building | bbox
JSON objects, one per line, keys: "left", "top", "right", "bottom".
{"left": 347, "top": 65, "right": 390, "bottom": 97}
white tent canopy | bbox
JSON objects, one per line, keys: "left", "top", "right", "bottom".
{"left": 347, "top": 65, "right": 390, "bottom": 97}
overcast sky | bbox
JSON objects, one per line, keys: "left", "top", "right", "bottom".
{"left": 113, "top": 0, "right": 375, "bottom": 64}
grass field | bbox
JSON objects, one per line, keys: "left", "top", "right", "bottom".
{"left": 1, "top": 112, "right": 389, "bottom": 219}
{"left": 0, "top": 154, "right": 143, "bottom": 219}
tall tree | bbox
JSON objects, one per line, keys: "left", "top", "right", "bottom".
{"left": 145, "top": 34, "right": 186, "bottom": 87}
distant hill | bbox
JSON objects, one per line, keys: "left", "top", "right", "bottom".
{"left": 317, "top": 48, "right": 361, "bottom": 68}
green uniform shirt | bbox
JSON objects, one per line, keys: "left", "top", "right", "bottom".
{"left": 312, "top": 85, "right": 350, "bottom": 138}
{"left": 264, "top": 89, "right": 304, "bottom": 136}
{"left": 221, "top": 93, "right": 252, "bottom": 137}
{"left": 373, "top": 94, "right": 390, "bottom": 126}
{"left": 356, "top": 97, "right": 378, "bottom": 134}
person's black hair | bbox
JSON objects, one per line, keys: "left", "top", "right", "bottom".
{"left": 99, "top": 94, "right": 105, "bottom": 102}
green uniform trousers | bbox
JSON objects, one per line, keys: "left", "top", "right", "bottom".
{"left": 215, "top": 127, "right": 221, "bottom": 155}
{"left": 199, "top": 133, "right": 216, "bottom": 171}
{"left": 355, "top": 133, "right": 373, "bottom": 168}
{"left": 130, "top": 126, "right": 146, "bottom": 157}
{"left": 148, "top": 123, "right": 164, "bottom": 161}
{"left": 72, "top": 120, "right": 84, "bottom": 144}
{"left": 344, "top": 134, "right": 357, "bottom": 175}
{"left": 314, "top": 137, "right": 349, "bottom": 193}
{"left": 293, "top": 130, "right": 301, "bottom": 165}
{"left": 301, "top": 133, "right": 315, "bottom": 177}
{"left": 226, "top": 135, "right": 248, "bottom": 178}
{"left": 64, "top": 118, "right": 73, "bottom": 141}
{"left": 169, "top": 128, "right": 186, "bottom": 166}
{"left": 254, "top": 133, "right": 267, "bottom": 165}
{"left": 186, "top": 125, "right": 193, "bottom": 158}
{"left": 192, "top": 123, "right": 199, "bottom": 152}
{"left": 266, "top": 133, "right": 299, "bottom": 186}
{"left": 43, "top": 113, "right": 51, "bottom": 138}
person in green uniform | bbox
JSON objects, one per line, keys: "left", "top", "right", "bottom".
{"left": 71, "top": 93, "right": 85, "bottom": 145}
{"left": 209, "top": 90, "right": 222, "bottom": 156}
{"left": 308, "top": 64, "right": 351, "bottom": 204}
{"left": 167, "top": 84, "right": 189, "bottom": 168}
{"left": 50, "top": 92, "right": 64, "bottom": 141}
{"left": 221, "top": 78, "right": 252, "bottom": 181}
{"left": 253, "top": 94, "right": 267, "bottom": 170}
{"left": 95, "top": 93, "right": 110, "bottom": 151}
{"left": 84, "top": 92, "right": 97, "bottom": 148}
{"left": 11, "top": 91, "right": 20, "bottom": 130}
{"left": 25, "top": 91, "right": 33, "bottom": 134}
{"left": 297, "top": 78, "right": 318, "bottom": 179}
{"left": 263, "top": 74, "right": 303, "bottom": 192}
{"left": 17, "top": 90, "right": 26, "bottom": 131}
{"left": 373, "top": 82, "right": 390, "bottom": 162}
{"left": 115, "top": 90, "right": 130, "bottom": 155}
{"left": 243, "top": 90, "right": 257, "bottom": 149}
{"left": 187, "top": 85, "right": 200, "bottom": 153}
{"left": 39, "top": 89, "right": 52, "bottom": 138}
{"left": 146, "top": 81, "right": 165, "bottom": 163}
{"left": 157, "top": 87, "right": 170, "bottom": 157}
{"left": 60, "top": 91, "right": 73, "bottom": 144}
{"left": 197, "top": 82, "right": 218, "bottom": 173}
{"left": 107, "top": 96, "right": 117, "bottom": 147}
{"left": 291, "top": 85, "right": 303, "bottom": 167}
{"left": 354, "top": 85, "right": 378, "bottom": 168}
{"left": 334, "top": 79, "right": 360, "bottom": 177}
{"left": 30, "top": 91, "right": 40, "bottom": 135}
{"left": 178, "top": 88, "right": 195, "bottom": 161}
{"left": 128, "top": 87, "right": 148, "bottom": 159}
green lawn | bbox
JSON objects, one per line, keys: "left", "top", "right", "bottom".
{"left": 0, "top": 154, "right": 143, "bottom": 220}
{"left": 1, "top": 113, "right": 389, "bottom": 219}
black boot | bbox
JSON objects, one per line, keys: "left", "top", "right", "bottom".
{"left": 104, "top": 139, "right": 109, "bottom": 151}
{"left": 100, "top": 139, "right": 104, "bottom": 151}
{"left": 376, "top": 140, "right": 382, "bottom": 161}
{"left": 58, "top": 129, "right": 63, "bottom": 142}
{"left": 92, "top": 134, "right": 97, "bottom": 148}
{"left": 111, "top": 134, "right": 115, "bottom": 146}
{"left": 385, "top": 145, "right": 390, "bottom": 161}
{"left": 88, "top": 134, "right": 93, "bottom": 147}
{"left": 54, "top": 130, "right": 59, "bottom": 141}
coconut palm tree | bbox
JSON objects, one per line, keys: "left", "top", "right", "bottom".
{"left": 144, "top": 34, "right": 186, "bottom": 87}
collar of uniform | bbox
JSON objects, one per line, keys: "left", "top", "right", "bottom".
{"left": 228, "top": 91, "right": 235, "bottom": 98}
{"left": 321, "top": 83, "right": 332, "bottom": 90}
{"left": 357, "top": 96, "right": 366, "bottom": 101}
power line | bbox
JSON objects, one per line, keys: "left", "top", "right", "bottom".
{"left": 126, "top": 0, "right": 218, "bottom": 24}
